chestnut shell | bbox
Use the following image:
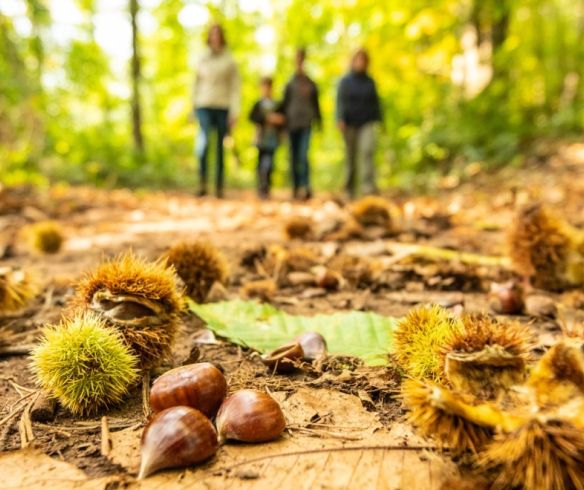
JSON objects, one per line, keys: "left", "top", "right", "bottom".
{"left": 260, "top": 342, "right": 304, "bottom": 373}
{"left": 150, "top": 362, "right": 227, "bottom": 417}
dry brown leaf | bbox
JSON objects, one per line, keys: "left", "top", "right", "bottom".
{"left": 0, "top": 448, "right": 114, "bottom": 489}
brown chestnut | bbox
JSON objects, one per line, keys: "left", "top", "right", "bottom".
{"left": 138, "top": 406, "right": 218, "bottom": 479}
{"left": 315, "top": 267, "right": 342, "bottom": 291}
{"left": 489, "top": 280, "right": 524, "bottom": 315}
{"left": 216, "top": 389, "right": 286, "bottom": 443}
{"left": 295, "top": 331, "right": 327, "bottom": 361}
{"left": 150, "top": 362, "right": 227, "bottom": 417}
{"left": 260, "top": 342, "right": 304, "bottom": 373}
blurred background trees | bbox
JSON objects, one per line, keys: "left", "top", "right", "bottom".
{"left": 1, "top": 0, "right": 583, "bottom": 191}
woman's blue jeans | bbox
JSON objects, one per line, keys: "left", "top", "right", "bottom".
{"left": 195, "top": 108, "right": 228, "bottom": 192}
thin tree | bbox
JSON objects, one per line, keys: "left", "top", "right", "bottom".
{"left": 129, "top": 0, "right": 144, "bottom": 152}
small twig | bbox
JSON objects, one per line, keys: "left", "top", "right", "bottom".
{"left": 41, "top": 286, "right": 54, "bottom": 311}
{"left": 384, "top": 241, "right": 511, "bottom": 268}
{"left": 0, "top": 345, "right": 34, "bottom": 358}
{"left": 142, "top": 372, "right": 151, "bottom": 419}
{"left": 254, "top": 259, "right": 269, "bottom": 278}
{"left": 35, "top": 419, "right": 140, "bottom": 433}
{"left": 204, "top": 444, "right": 443, "bottom": 479}
{"left": 4, "top": 391, "right": 37, "bottom": 420}
{"left": 18, "top": 393, "right": 38, "bottom": 448}
{"left": 288, "top": 426, "right": 364, "bottom": 441}
{"left": 9, "top": 381, "right": 36, "bottom": 396}
{"left": 100, "top": 416, "right": 111, "bottom": 457}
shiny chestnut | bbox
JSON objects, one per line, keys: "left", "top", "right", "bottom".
{"left": 150, "top": 362, "right": 227, "bottom": 417}
{"left": 295, "top": 331, "right": 327, "bottom": 361}
{"left": 138, "top": 406, "right": 218, "bottom": 479}
{"left": 216, "top": 389, "right": 286, "bottom": 443}
{"left": 489, "top": 280, "right": 524, "bottom": 315}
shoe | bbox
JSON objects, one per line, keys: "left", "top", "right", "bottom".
{"left": 216, "top": 188, "right": 224, "bottom": 199}
{"left": 197, "top": 188, "right": 207, "bottom": 197}
{"left": 303, "top": 188, "right": 313, "bottom": 200}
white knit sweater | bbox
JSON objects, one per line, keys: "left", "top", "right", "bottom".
{"left": 193, "top": 48, "right": 240, "bottom": 117}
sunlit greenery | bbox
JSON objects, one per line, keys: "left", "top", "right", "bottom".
{"left": 1, "top": 0, "right": 583, "bottom": 190}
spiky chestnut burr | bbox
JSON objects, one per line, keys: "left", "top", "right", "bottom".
{"left": 508, "top": 203, "right": 584, "bottom": 291}
{"left": 26, "top": 221, "right": 64, "bottom": 254}
{"left": 240, "top": 278, "right": 277, "bottom": 302}
{"left": 440, "top": 313, "right": 533, "bottom": 398}
{"left": 164, "top": 241, "right": 228, "bottom": 303}
{"left": 402, "top": 379, "right": 521, "bottom": 454}
{"left": 394, "top": 305, "right": 462, "bottom": 383}
{"left": 284, "top": 216, "right": 314, "bottom": 241}
{"left": 0, "top": 266, "right": 38, "bottom": 313}
{"left": 528, "top": 338, "right": 584, "bottom": 409}
{"left": 30, "top": 312, "right": 139, "bottom": 416}
{"left": 326, "top": 254, "right": 379, "bottom": 288}
{"left": 479, "top": 417, "right": 584, "bottom": 490}
{"left": 285, "top": 249, "right": 322, "bottom": 274}
{"left": 72, "top": 251, "right": 183, "bottom": 369}
{"left": 350, "top": 196, "right": 395, "bottom": 230}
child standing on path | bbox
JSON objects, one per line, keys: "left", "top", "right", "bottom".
{"left": 249, "top": 77, "right": 285, "bottom": 199}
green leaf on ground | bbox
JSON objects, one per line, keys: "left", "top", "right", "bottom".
{"left": 188, "top": 299, "right": 398, "bottom": 366}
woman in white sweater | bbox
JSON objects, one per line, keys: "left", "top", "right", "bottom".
{"left": 193, "top": 24, "right": 240, "bottom": 198}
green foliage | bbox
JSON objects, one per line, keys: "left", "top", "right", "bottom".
{"left": 1, "top": 0, "right": 584, "bottom": 189}
{"left": 189, "top": 299, "right": 398, "bottom": 365}
{"left": 30, "top": 312, "right": 139, "bottom": 415}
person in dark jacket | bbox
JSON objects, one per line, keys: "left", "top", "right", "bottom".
{"left": 336, "top": 48, "right": 382, "bottom": 197}
{"left": 249, "top": 77, "right": 285, "bottom": 199}
{"left": 281, "top": 48, "right": 322, "bottom": 200}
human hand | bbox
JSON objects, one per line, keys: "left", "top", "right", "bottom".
{"left": 337, "top": 120, "right": 346, "bottom": 133}
{"left": 267, "top": 112, "right": 286, "bottom": 126}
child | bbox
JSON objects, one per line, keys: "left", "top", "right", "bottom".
{"left": 249, "top": 77, "right": 285, "bottom": 199}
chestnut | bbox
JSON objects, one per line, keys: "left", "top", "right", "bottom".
{"left": 150, "top": 362, "right": 227, "bottom": 417}
{"left": 216, "top": 389, "right": 286, "bottom": 443}
{"left": 295, "top": 331, "right": 327, "bottom": 361}
{"left": 138, "top": 406, "right": 218, "bottom": 479}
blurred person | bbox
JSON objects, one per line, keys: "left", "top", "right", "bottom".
{"left": 249, "top": 77, "right": 285, "bottom": 199}
{"left": 193, "top": 23, "right": 240, "bottom": 198}
{"left": 336, "top": 48, "right": 383, "bottom": 198}
{"left": 281, "top": 47, "right": 322, "bottom": 200}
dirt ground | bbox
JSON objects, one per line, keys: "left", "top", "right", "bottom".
{"left": 2, "top": 141, "right": 584, "bottom": 489}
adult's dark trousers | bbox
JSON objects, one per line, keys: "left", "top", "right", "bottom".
{"left": 342, "top": 122, "right": 377, "bottom": 197}
{"left": 288, "top": 127, "right": 312, "bottom": 194}
{"left": 195, "top": 107, "right": 228, "bottom": 194}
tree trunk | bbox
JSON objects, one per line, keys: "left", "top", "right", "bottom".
{"left": 490, "top": 0, "right": 510, "bottom": 83}
{"left": 130, "top": 0, "right": 144, "bottom": 152}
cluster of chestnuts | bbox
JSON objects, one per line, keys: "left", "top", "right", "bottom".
{"left": 139, "top": 362, "right": 286, "bottom": 479}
